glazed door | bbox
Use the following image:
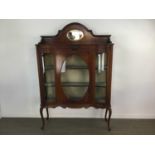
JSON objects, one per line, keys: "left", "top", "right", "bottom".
{"left": 55, "top": 46, "right": 96, "bottom": 107}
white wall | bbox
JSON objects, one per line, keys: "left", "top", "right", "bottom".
{"left": 0, "top": 19, "right": 155, "bottom": 118}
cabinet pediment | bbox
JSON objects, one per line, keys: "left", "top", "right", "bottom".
{"left": 38, "top": 23, "right": 112, "bottom": 46}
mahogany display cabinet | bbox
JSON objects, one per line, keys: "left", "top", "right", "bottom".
{"left": 36, "top": 23, "right": 114, "bottom": 131}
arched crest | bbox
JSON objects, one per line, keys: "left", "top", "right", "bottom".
{"left": 38, "top": 22, "right": 112, "bottom": 46}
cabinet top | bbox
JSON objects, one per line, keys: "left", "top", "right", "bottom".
{"left": 37, "top": 22, "right": 113, "bottom": 46}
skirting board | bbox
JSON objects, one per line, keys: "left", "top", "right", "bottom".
{"left": 1, "top": 114, "right": 155, "bottom": 119}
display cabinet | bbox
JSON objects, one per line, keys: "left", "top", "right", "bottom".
{"left": 36, "top": 23, "right": 114, "bottom": 130}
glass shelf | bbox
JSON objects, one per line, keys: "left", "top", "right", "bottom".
{"left": 44, "top": 82, "right": 106, "bottom": 87}
{"left": 45, "top": 65, "right": 107, "bottom": 70}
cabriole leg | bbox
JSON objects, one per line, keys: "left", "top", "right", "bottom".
{"left": 104, "top": 108, "right": 112, "bottom": 131}
{"left": 46, "top": 106, "right": 49, "bottom": 120}
{"left": 105, "top": 108, "right": 108, "bottom": 122}
{"left": 40, "top": 107, "right": 45, "bottom": 130}
{"left": 107, "top": 108, "right": 112, "bottom": 131}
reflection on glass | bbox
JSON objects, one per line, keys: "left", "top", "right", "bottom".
{"left": 61, "top": 61, "right": 66, "bottom": 73}
{"left": 67, "top": 29, "right": 84, "bottom": 41}
{"left": 98, "top": 53, "right": 105, "bottom": 73}
{"left": 96, "top": 52, "right": 107, "bottom": 102}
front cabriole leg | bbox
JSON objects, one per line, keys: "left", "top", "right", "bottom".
{"left": 46, "top": 106, "right": 49, "bottom": 120}
{"left": 40, "top": 107, "right": 45, "bottom": 130}
{"left": 107, "top": 108, "right": 112, "bottom": 131}
{"left": 105, "top": 108, "right": 108, "bottom": 122}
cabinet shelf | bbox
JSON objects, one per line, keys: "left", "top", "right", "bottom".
{"left": 45, "top": 65, "right": 107, "bottom": 70}
{"left": 44, "top": 82, "right": 106, "bottom": 87}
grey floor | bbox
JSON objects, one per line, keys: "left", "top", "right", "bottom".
{"left": 0, "top": 118, "right": 155, "bottom": 135}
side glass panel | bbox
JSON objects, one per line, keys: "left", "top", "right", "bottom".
{"left": 43, "top": 54, "right": 55, "bottom": 101}
{"left": 95, "top": 52, "right": 107, "bottom": 103}
{"left": 61, "top": 55, "right": 89, "bottom": 101}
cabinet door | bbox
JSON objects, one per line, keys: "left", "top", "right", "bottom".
{"left": 55, "top": 46, "right": 96, "bottom": 106}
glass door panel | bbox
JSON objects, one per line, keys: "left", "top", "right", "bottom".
{"left": 61, "top": 55, "right": 89, "bottom": 101}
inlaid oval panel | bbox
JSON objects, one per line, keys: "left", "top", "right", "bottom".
{"left": 61, "top": 55, "right": 89, "bottom": 101}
